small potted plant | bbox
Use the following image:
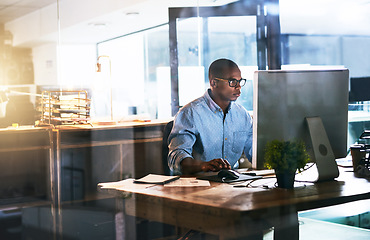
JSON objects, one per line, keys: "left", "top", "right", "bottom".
{"left": 264, "top": 139, "right": 310, "bottom": 189}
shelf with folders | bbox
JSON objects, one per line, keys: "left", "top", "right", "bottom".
{"left": 38, "top": 90, "right": 91, "bottom": 126}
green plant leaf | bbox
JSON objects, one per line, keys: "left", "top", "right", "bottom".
{"left": 264, "top": 139, "right": 310, "bottom": 172}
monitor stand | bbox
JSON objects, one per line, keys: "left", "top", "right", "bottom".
{"left": 305, "top": 117, "right": 340, "bottom": 182}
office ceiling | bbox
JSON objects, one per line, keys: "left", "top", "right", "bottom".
{"left": 2, "top": 0, "right": 370, "bottom": 25}
{"left": 0, "top": 0, "right": 56, "bottom": 24}
{"left": 0, "top": 0, "right": 237, "bottom": 24}
{"left": 1, "top": 0, "right": 240, "bottom": 46}
{"left": 1, "top": 0, "right": 370, "bottom": 47}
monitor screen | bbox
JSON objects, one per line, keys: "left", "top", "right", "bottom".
{"left": 349, "top": 77, "right": 370, "bottom": 102}
{"left": 252, "top": 69, "right": 349, "bottom": 170}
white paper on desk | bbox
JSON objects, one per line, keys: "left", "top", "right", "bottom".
{"left": 98, "top": 179, "right": 129, "bottom": 189}
{"left": 134, "top": 174, "right": 179, "bottom": 184}
{"left": 98, "top": 179, "right": 154, "bottom": 191}
{"left": 164, "top": 178, "right": 210, "bottom": 187}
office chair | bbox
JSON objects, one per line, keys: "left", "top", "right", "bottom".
{"left": 161, "top": 120, "right": 218, "bottom": 239}
{"left": 162, "top": 120, "right": 173, "bottom": 176}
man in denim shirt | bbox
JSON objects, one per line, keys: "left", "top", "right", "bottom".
{"left": 168, "top": 58, "right": 253, "bottom": 175}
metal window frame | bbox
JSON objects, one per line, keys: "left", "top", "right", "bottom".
{"left": 168, "top": 0, "right": 281, "bottom": 116}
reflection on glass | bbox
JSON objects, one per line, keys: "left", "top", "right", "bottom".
{"left": 97, "top": 24, "right": 169, "bottom": 120}
{"left": 1, "top": 1, "right": 370, "bottom": 239}
{"left": 176, "top": 16, "right": 257, "bottom": 111}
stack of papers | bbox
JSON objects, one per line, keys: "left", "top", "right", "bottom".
{"left": 164, "top": 178, "right": 210, "bottom": 187}
{"left": 98, "top": 179, "right": 153, "bottom": 191}
{"left": 98, "top": 174, "right": 210, "bottom": 192}
{"left": 133, "top": 174, "right": 180, "bottom": 184}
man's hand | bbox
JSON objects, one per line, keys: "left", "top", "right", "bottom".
{"left": 180, "top": 157, "right": 231, "bottom": 175}
{"left": 201, "top": 158, "right": 231, "bottom": 172}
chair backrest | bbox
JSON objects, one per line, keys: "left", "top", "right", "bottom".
{"left": 162, "top": 120, "right": 174, "bottom": 175}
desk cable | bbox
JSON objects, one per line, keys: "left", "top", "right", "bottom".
{"left": 177, "top": 229, "right": 201, "bottom": 240}
{"left": 232, "top": 176, "right": 276, "bottom": 189}
{"left": 232, "top": 176, "right": 308, "bottom": 190}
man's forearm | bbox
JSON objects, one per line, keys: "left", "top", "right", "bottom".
{"left": 180, "top": 157, "right": 204, "bottom": 175}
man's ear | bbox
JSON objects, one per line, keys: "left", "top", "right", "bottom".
{"left": 210, "top": 79, "right": 217, "bottom": 88}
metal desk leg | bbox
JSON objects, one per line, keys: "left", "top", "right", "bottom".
{"left": 273, "top": 206, "right": 299, "bottom": 240}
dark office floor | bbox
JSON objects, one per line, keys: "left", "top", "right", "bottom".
{"left": 264, "top": 218, "right": 370, "bottom": 240}
{"left": 0, "top": 197, "right": 205, "bottom": 240}
{"left": 1, "top": 196, "right": 369, "bottom": 240}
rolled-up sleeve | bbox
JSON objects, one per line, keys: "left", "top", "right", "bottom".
{"left": 168, "top": 109, "right": 197, "bottom": 173}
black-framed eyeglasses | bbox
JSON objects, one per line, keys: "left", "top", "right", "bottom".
{"left": 214, "top": 77, "right": 247, "bottom": 87}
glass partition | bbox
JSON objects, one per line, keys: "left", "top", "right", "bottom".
{"left": 1, "top": 1, "right": 370, "bottom": 240}
{"left": 96, "top": 10, "right": 260, "bottom": 119}
{"left": 280, "top": 0, "right": 370, "bottom": 147}
{"left": 176, "top": 15, "right": 257, "bottom": 111}
{"left": 0, "top": 1, "right": 60, "bottom": 239}
{"left": 97, "top": 24, "right": 169, "bottom": 120}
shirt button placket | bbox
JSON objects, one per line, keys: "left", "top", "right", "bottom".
{"left": 222, "top": 111, "right": 226, "bottom": 160}
{"left": 224, "top": 137, "right": 227, "bottom": 159}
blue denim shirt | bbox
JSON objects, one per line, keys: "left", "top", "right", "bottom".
{"left": 168, "top": 89, "right": 253, "bottom": 174}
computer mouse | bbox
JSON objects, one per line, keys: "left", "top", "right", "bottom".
{"left": 218, "top": 169, "right": 240, "bottom": 180}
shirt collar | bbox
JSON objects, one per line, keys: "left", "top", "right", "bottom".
{"left": 204, "top": 89, "right": 234, "bottom": 113}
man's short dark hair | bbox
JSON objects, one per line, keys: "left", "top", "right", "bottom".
{"left": 209, "top": 58, "right": 239, "bottom": 80}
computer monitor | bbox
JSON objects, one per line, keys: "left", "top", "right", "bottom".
{"left": 349, "top": 76, "right": 370, "bottom": 102}
{"left": 252, "top": 69, "right": 349, "bottom": 181}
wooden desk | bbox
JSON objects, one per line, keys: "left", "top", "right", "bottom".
{"left": 121, "top": 167, "right": 370, "bottom": 240}
{"left": 0, "top": 121, "right": 170, "bottom": 240}
{"left": 0, "top": 127, "right": 53, "bottom": 206}
{"left": 0, "top": 120, "right": 169, "bottom": 206}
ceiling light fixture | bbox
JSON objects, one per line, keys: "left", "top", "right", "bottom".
{"left": 125, "top": 12, "right": 140, "bottom": 18}
{"left": 88, "top": 22, "right": 109, "bottom": 29}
